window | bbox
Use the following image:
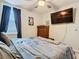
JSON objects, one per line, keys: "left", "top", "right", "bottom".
{"left": 6, "top": 8, "right": 17, "bottom": 34}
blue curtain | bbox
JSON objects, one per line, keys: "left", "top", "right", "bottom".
{"left": 13, "top": 8, "right": 22, "bottom": 38}
{"left": 0, "top": 5, "right": 11, "bottom": 44}
{"left": 0, "top": 5, "right": 11, "bottom": 32}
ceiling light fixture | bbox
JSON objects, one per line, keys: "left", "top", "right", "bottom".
{"left": 38, "top": 0, "right": 45, "bottom": 6}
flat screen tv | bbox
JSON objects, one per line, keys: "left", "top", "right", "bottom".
{"left": 51, "top": 8, "right": 73, "bottom": 24}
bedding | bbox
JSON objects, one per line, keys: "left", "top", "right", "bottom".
{"left": 0, "top": 41, "right": 18, "bottom": 59}
{"left": 11, "top": 37, "right": 76, "bottom": 59}
{"left": 31, "top": 38, "right": 75, "bottom": 59}
{"left": 11, "top": 38, "right": 42, "bottom": 59}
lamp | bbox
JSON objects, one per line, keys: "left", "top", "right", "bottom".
{"left": 38, "top": 0, "right": 45, "bottom": 6}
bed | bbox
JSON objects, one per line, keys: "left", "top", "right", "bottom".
{"left": 11, "top": 37, "right": 76, "bottom": 59}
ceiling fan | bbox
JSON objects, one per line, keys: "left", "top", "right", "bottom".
{"left": 29, "top": 0, "right": 59, "bottom": 10}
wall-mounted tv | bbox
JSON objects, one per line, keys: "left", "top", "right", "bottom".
{"left": 51, "top": 8, "right": 73, "bottom": 24}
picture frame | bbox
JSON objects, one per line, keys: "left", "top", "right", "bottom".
{"left": 28, "top": 16, "right": 34, "bottom": 26}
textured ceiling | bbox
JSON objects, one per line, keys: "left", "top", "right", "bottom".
{"left": 4, "top": 0, "right": 79, "bottom": 14}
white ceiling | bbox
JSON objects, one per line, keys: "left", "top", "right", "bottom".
{"left": 4, "top": 0, "right": 79, "bottom": 14}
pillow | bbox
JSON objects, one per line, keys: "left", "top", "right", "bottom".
{"left": 0, "top": 33, "right": 11, "bottom": 46}
{"left": 37, "top": 37, "right": 62, "bottom": 45}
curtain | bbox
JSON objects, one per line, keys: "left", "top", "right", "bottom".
{"left": 13, "top": 8, "right": 22, "bottom": 38}
{"left": 0, "top": 5, "right": 11, "bottom": 32}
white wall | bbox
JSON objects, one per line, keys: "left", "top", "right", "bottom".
{"left": 61, "top": 2, "right": 79, "bottom": 50}
{"left": 42, "top": 2, "right": 79, "bottom": 50}
{"left": 21, "top": 9, "right": 41, "bottom": 38}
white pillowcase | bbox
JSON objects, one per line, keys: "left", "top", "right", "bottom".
{"left": 37, "top": 37, "right": 62, "bottom": 45}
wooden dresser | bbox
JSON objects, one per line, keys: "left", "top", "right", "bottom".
{"left": 37, "top": 25, "right": 49, "bottom": 38}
